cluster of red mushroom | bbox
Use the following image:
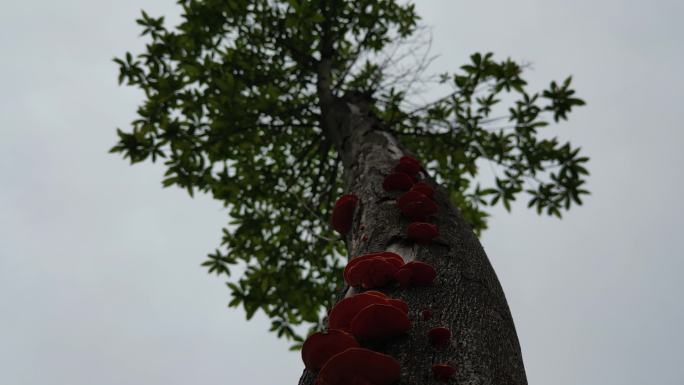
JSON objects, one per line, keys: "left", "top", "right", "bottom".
{"left": 425, "top": 321, "right": 456, "bottom": 382}
{"left": 302, "top": 291, "right": 408, "bottom": 384}
{"left": 331, "top": 194, "right": 358, "bottom": 235}
{"left": 314, "top": 155, "right": 456, "bottom": 383}
{"left": 384, "top": 156, "right": 439, "bottom": 243}
{"left": 344, "top": 251, "right": 436, "bottom": 290}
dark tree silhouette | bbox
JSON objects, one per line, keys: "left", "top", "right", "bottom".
{"left": 113, "top": 1, "right": 588, "bottom": 383}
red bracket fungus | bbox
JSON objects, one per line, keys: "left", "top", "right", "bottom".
{"left": 428, "top": 327, "right": 452, "bottom": 348}
{"left": 362, "top": 290, "right": 390, "bottom": 299}
{"left": 406, "top": 222, "right": 439, "bottom": 243}
{"left": 432, "top": 363, "right": 456, "bottom": 382}
{"left": 410, "top": 181, "right": 434, "bottom": 198}
{"left": 301, "top": 329, "right": 359, "bottom": 371}
{"left": 317, "top": 347, "right": 401, "bottom": 385}
{"left": 329, "top": 293, "right": 387, "bottom": 331}
{"left": 396, "top": 191, "right": 438, "bottom": 221}
{"left": 350, "top": 303, "right": 411, "bottom": 340}
{"left": 394, "top": 155, "right": 422, "bottom": 176}
{"left": 328, "top": 292, "right": 409, "bottom": 332}
{"left": 345, "top": 252, "right": 404, "bottom": 273}
{"left": 382, "top": 172, "right": 414, "bottom": 191}
{"left": 344, "top": 252, "right": 404, "bottom": 289}
{"left": 394, "top": 261, "right": 437, "bottom": 288}
{"left": 331, "top": 194, "right": 358, "bottom": 235}
{"left": 328, "top": 292, "right": 395, "bottom": 331}
{"left": 387, "top": 298, "right": 409, "bottom": 314}
{"left": 361, "top": 291, "right": 409, "bottom": 314}
{"left": 347, "top": 258, "right": 397, "bottom": 289}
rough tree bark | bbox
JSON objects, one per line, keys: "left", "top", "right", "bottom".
{"left": 298, "top": 59, "right": 527, "bottom": 384}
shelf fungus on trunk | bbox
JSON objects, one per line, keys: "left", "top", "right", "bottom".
{"left": 393, "top": 155, "right": 423, "bottom": 177}
{"left": 343, "top": 252, "right": 404, "bottom": 289}
{"left": 406, "top": 222, "right": 439, "bottom": 243}
{"left": 396, "top": 190, "right": 438, "bottom": 221}
{"left": 394, "top": 261, "right": 437, "bottom": 288}
{"left": 331, "top": 194, "right": 358, "bottom": 235}
{"left": 328, "top": 292, "right": 408, "bottom": 332}
{"left": 382, "top": 172, "right": 414, "bottom": 192}
{"left": 316, "top": 347, "right": 401, "bottom": 385}
{"left": 301, "top": 329, "right": 359, "bottom": 371}
{"left": 350, "top": 303, "right": 411, "bottom": 340}
{"left": 428, "top": 327, "right": 452, "bottom": 348}
{"left": 409, "top": 181, "right": 434, "bottom": 198}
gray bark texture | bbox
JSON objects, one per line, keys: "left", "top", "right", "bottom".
{"left": 298, "top": 93, "right": 527, "bottom": 385}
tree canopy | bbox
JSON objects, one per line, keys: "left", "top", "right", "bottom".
{"left": 112, "top": 0, "right": 588, "bottom": 345}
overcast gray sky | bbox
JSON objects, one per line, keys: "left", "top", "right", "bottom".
{"left": 1, "top": 1, "right": 683, "bottom": 384}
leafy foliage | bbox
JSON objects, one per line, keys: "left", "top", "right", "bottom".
{"left": 112, "top": 0, "right": 588, "bottom": 344}
{"left": 376, "top": 53, "right": 588, "bottom": 230}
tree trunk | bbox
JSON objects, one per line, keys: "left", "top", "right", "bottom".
{"left": 298, "top": 94, "right": 527, "bottom": 385}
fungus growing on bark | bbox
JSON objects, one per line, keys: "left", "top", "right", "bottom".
{"left": 346, "top": 257, "right": 398, "bottom": 289}
{"left": 317, "top": 347, "right": 401, "bottom": 385}
{"left": 328, "top": 292, "right": 408, "bottom": 332}
{"left": 343, "top": 252, "right": 404, "bottom": 286}
{"left": 387, "top": 298, "right": 409, "bottom": 314}
{"left": 301, "top": 329, "right": 359, "bottom": 371}
{"left": 396, "top": 190, "right": 437, "bottom": 220}
{"left": 328, "top": 292, "right": 391, "bottom": 331}
{"left": 382, "top": 172, "right": 414, "bottom": 191}
{"left": 394, "top": 155, "right": 422, "bottom": 176}
{"left": 394, "top": 261, "right": 437, "bottom": 287}
{"left": 428, "top": 327, "right": 452, "bottom": 348}
{"left": 362, "top": 292, "right": 408, "bottom": 314}
{"left": 422, "top": 308, "right": 433, "bottom": 320}
{"left": 410, "top": 181, "right": 434, "bottom": 198}
{"left": 406, "top": 222, "right": 439, "bottom": 243}
{"left": 363, "top": 290, "right": 389, "bottom": 299}
{"left": 432, "top": 363, "right": 456, "bottom": 382}
{"left": 347, "top": 252, "right": 405, "bottom": 269}
{"left": 350, "top": 303, "right": 411, "bottom": 340}
{"left": 331, "top": 194, "right": 358, "bottom": 234}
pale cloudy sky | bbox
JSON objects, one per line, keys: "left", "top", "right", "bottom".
{"left": 1, "top": 1, "right": 682, "bottom": 384}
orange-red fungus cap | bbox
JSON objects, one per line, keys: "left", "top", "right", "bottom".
{"left": 317, "top": 347, "right": 401, "bottom": 385}
{"left": 344, "top": 252, "right": 404, "bottom": 289}
{"left": 407, "top": 222, "right": 439, "bottom": 243}
{"left": 382, "top": 172, "right": 414, "bottom": 191}
{"left": 363, "top": 290, "right": 388, "bottom": 299}
{"left": 346, "top": 252, "right": 404, "bottom": 271}
{"left": 362, "top": 293, "right": 408, "bottom": 314}
{"left": 394, "top": 156, "right": 422, "bottom": 176}
{"left": 331, "top": 194, "right": 358, "bottom": 235}
{"left": 432, "top": 363, "right": 456, "bottom": 382}
{"left": 301, "top": 329, "right": 359, "bottom": 371}
{"left": 343, "top": 252, "right": 404, "bottom": 285}
{"left": 350, "top": 303, "right": 411, "bottom": 340}
{"left": 396, "top": 190, "right": 427, "bottom": 208}
{"left": 400, "top": 198, "right": 438, "bottom": 221}
{"left": 387, "top": 298, "right": 409, "bottom": 314}
{"left": 347, "top": 258, "right": 399, "bottom": 289}
{"left": 410, "top": 181, "right": 434, "bottom": 198}
{"left": 394, "top": 261, "right": 437, "bottom": 288}
{"left": 328, "top": 292, "right": 389, "bottom": 331}
{"left": 428, "top": 327, "right": 452, "bottom": 348}
{"left": 396, "top": 190, "right": 437, "bottom": 220}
